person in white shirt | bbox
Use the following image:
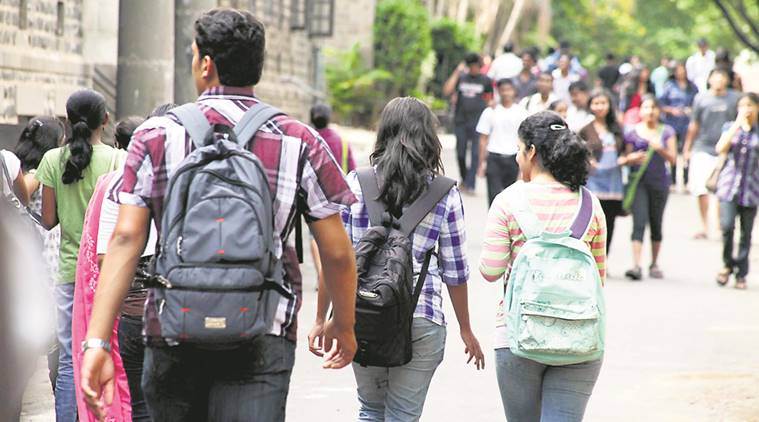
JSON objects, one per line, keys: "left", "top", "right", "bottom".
{"left": 567, "top": 81, "right": 594, "bottom": 132}
{"left": 477, "top": 79, "right": 528, "bottom": 205}
{"left": 686, "top": 38, "right": 715, "bottom": 93}
{"left": 488, "top": 42, "right": 523, "bottom": 83}
{"left": 1, "top": 149, "right": 28, "bottom": 205}
{"left": 520, "top": 72, "right": 557, "bottom": 116}
{"left": 552, "top": 54, "right": 581, "bottom": 104}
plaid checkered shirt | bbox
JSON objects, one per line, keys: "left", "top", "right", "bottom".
{"left": 341, "top": 170, "right": 470, "bottom": 326}
{"left": 116, "top": 86, "right": 357, "bottom": 343}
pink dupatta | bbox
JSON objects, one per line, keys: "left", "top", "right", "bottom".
{"left": 72, "top": 171, "right": 132, "bottom": 421}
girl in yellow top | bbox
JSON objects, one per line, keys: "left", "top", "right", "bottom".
{"left": 479, "top": 111, "right": 607, "bottom": 421}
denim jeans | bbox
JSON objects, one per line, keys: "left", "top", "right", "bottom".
{"left": 720, "top": 200, "right": 758, "bottom": 278}
{"left": 54, "top": 283, "right": 76, "bottom": 422}
{"left": 454, "top": 122, "right": 480, "bottom": 190}
{"left": 117, "top": 315, "right": 151, "bottom": 421}
{"left": 495, "top": 348, "right": 602, "bottom": 422}
{"left": 352, "top": 318, "right": 446, "bottom": 422}
{"left": 141, "top": 334, "right": 295, "bottom": 422}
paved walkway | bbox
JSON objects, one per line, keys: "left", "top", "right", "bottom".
{"left": 22, "top": 133, "right": 759, "bottom": 421}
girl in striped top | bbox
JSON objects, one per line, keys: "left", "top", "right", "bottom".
{"left": 479, "top": 111, "right": 607, "bottom": 421}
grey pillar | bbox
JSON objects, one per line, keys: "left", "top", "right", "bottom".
{"left": 174, "top": 0, "right": 217, "bottom": 104}
{"left": 116, "top": 0, "right": 174, "bottom": 119}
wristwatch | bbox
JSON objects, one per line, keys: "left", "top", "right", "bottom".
{"left": 81, "top": 338, "right": 111, "bottom": 353}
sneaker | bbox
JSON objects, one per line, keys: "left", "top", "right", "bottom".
{"left": 649, "top": 265, "right": 664, "bottom": 279}
{"left": 625, "top": 267, "right": 643, "bottom": 281}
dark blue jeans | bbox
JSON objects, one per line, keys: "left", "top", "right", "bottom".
{"left": 720, "top": 201, "right": 757, "bottom": 278}
{"left": 142, "top": 335, "right": 295, "bottom": 422}
{"left": 454, "top": 122, "right": 480, "bottom": 190}
{"left": 117, "top": 315, "right": 151, "bottom": 421}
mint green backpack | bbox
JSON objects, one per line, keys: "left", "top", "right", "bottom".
{"left": 503, "top": 183, "right": 605, "bottom": 366}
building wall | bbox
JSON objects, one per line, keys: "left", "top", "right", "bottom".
{"left": 322, "top": 0, "right": 375, "bottom": 65}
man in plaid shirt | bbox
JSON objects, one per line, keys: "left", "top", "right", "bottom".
{"left": 80, "top": 9, "right": 358, "bottom": 421}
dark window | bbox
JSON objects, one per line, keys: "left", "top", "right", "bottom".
{"left": 307, "top": 0, "right": 334, "bottom": 37}
{"left": 291, "top": 0, "right": 306, "bottom": 30}
{"left": 56, "top": 1, "right": 64, "bottom": 36}
{"left": 19, "top": 0, "right": 28, "bottom": 29}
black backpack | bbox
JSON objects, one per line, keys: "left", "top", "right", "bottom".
{"left": 353, "top": 168, "right": 455, "bottom": 367}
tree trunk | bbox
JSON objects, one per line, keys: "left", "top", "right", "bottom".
{"left": 456, "top": 0, "right": 469, "bottom": 23}
{"left": 536, "top": 0, "right": 552, "bottom": 48}
{"left": 496, "top": 0, "right": 526, "bottom": 49}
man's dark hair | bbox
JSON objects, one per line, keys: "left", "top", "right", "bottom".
{"left": 559, "top": 40, "right": 570, "bottom": 50}
{"left": 310, "top": 103, "right": 332, "bottom": 130}
{"left": 709, "top": 68, "right": 729, "bottom": 79}
{"left": 521, "top": 50, "right": 536, "bottom": 62}
{"left": 503, "top": 42, "right": 514, "bottom": 53}
{"left": 195, "top": 9, "right": 266, "bottom": 87}
{"left": 605, "top": 52, "right": 615, "bottom": 61}
{"left": 464, "top": 52, "right": 481, "bottom": 66}
{"left": 496, "top": 78, "right": 515, "bottom": 88}
{"left": 568, "top": 80, "right": 589, "bottom": 93}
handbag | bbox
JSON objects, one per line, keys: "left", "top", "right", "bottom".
{"left": 706, "top": 153, "right": 728, "bottom": 193}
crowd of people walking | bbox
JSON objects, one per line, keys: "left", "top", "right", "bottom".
{"left": 0, "top": 5, "right": 756, "bottom": 422}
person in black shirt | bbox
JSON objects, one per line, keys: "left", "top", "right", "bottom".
{"left": 598, "top": 53, "right": 620, "bottom": 92}
{"left": 444, "top": 52, "right": 494, "bottom": 193}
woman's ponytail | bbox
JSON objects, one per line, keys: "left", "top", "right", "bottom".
{"left": 61, "top": 89, "right": 107, "bottom": 185}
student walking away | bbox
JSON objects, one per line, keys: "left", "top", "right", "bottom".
{"left": 512, "top": 50, "right": 539, "bottom": 101}
{"left": 520, "top": 72, "right": 557, "bottom": 116}
{"left": 686, "top": 38, "right": 715, "bottom": 93}
{"left": 476, "top": 79, "right": 527, "bottom": 205}
{"left": 444, "top": 53, "right": 493, "bottom": 193}
{"left": 567, "top": 81, "right": 593, "bottom": 132}
{"left": 310, "top": 97, "right": 483, "bottom": 421}
{"left": 80, "top": 10, "right": 358, "bottom": 422}
{"left": 714, "top": 93, "right": 759, "bottom": 290}
{"left": 684, "top": 69, "right": 740, "bottom": 239}
{"left": 659, "top": 61, "right": 698, "bottom": 189}
{"left": 14, "top": 116, "right": 66, "bottom": 391}
{"left": 72, "top": 115, "right": 158, "bottom": 422}
{"left": 479, "top": 111, "right": 607, "bottom": 422}
{"left": 580, "top": 89, "right": 627, "bottom": 255}
{"left": 34, "top": 89, "right": 125, "bottom": 422}
{"left": 551, "top": 54, "right": 581, "bottom": 104}
{"left": 623, "top": 96, "right": 678, "bottom": 281}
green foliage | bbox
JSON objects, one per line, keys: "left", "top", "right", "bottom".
{"left": 429, "top": 18, "right": 483, "bottom": 98}
{"left": 550, "top": 0, "right": 747, "bottom": 72}
{"left": 326, "top": 44, "right": 392, "bottom": 127}
{"left": 373, "top": 0, "right": 433, "bottom": 97}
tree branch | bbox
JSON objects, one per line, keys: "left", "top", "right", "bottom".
{"left": 733, "top": 0, "right": 759, "bottom": 38}
{"left": 713, "top": 0, "right": 759, "bottom": 53}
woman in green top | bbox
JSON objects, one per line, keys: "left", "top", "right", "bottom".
{"left": 35, "top": 89, "right": 125, "bottom": 421}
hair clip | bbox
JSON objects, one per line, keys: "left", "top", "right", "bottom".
{"left": 549, "top": 124, "right": 567, "bottom": 131}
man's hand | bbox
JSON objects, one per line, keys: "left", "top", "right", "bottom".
{"left": 80, "top": 348, "right": 115, "bottom": 421}
{"left": 308, "top": 319, "right": 326, "bottom": 357}
{"left": 322, "top": 318, "right": 356, "bottom": 369}
{"left": 461, "top": 328, "right": 485, "bottom": 370}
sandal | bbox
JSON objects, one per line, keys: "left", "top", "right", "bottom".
{"left": 735, "top": 277, "right": 747, "bottom": 290}
{"left": 692, "top": 232, "right": 707, "bottom": 240}
{"left": 649, "top": 265, "right": 664, "bottom": 279}
{"left": 625, "top": 267, "right": 643, "bottom": 281}
{"left": 716, "top": 268, "right": 732, "bottom": 286}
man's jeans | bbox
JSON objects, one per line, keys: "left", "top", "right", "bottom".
{"left": 54, "top": 283, "right": 76, "bottom": 422}
{"left": 142, "top": 334, "right": 295, "bottom": 422}
{"left": 117, "top": 315, "right": 151, "bottom": 421}
{"left": 720, "top": 200, "right": 758, "bottom": 278}
{"left": 353, "top": 318, "right": 446, "bottom": 422}
{"left": 454, "top": 122, "right": 480, "bottom": 191}
{"left": 495, "top": 348, "right": 602, "bottom": 422}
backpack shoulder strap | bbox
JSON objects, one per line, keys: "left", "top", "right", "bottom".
{"left": 569, "top": 187, "right": 594, "bottom": 240}
{"left": 356, "top": 168, "right": 385, "bottom": 227}
{"left": 398, "top": 176, "right": 456, "bottom": 237}
{"left": 507, "top": 183, "right": 542, "bottom": 239}
{"left": 234, "top": 102, "right": 284, "bottom": 147}
{"left": 171, "top": 103, "right": 212, "bottom": 149}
